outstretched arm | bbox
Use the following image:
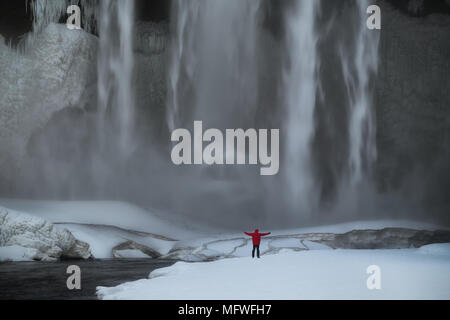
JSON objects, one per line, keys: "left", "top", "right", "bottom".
{"left": 244, "top": 232, "right": 252, "bottom": 236}
{"left": 261, "top": 232, "right": 271, "bottom": 236}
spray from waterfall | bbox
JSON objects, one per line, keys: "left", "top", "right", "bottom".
{"left": 165, "top": 0, "right": 380, "bottom": 225}
{"left": 97, "top": 0, "right": 135, "bottom": 157}
{"left": 282, "top": 0, "right": 320, "bottom": 218}
{"left": 11, "top": 0, "right": 381, "bottom": 227}
{"left": 167, "top": 0, "right": 261, "bottom": 131}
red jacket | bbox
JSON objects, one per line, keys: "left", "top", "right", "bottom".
{"left": 245, "top": 229, "right": 271, "bottom": 245}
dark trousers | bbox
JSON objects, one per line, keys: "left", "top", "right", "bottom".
{"left": 252, "top": 245, "right": 260, "bottom": 258}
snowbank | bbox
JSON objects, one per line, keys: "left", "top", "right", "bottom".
{"left": 97, "top": 245, "right": 450, "bottom": 300}
{"left": 0, "top": 199, "right": 209, "bottom": 259}
{"left": 418, "top": 243, "right": 450, "bottom": 256}
{"left": 0, "top": 199, "right": 206, "bottom": 240}
{"left": 61, "top": 223, "right": 175, "bottom": 259}
{"left": 0, "top": 206, "right": 91, "bottom": 261}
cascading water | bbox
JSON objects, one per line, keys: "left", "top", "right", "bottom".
{"left": 97, "top": 0, "right": 135, "bottom": 157}
{"left": 282, "top": 1, "right": 320, "bottom": 218}
{"left": 167, "top": 0, "right": 261, "bottom": 131}
{"left": 163, "top": 0, "right": 266, "bottom": 225}
{"left": 341, "top": 0, "right": 379, "bottom": 187}
{"left": 14, "top": 0, "right": 380, "bottom": 227}
{"left": 330, "top": 0, "right": 380, "bottom": 217}
{"left": 166, "top": 0, "right": 380, "bottom": 224}
{"left": 282, "top": 0, "right": 380, "bottom": 217}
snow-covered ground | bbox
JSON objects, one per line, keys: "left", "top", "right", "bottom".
{"left": 97, "top": 244, "right": 450, "bottom": 300}
{"left": 0, "top": 206, "right": 91, "bottom": 261}
{"left": 1, "top": 199, "right": 448, "bottom": 299}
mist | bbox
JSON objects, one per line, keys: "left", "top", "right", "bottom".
{"left": 0, "top": 0, "right": 449, "bottom": 230}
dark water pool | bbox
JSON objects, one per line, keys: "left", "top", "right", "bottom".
{"left": 0, "top": 259, "right": 175, "bottom": 300}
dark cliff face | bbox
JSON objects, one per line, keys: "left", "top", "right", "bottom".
{"left": 385, "top": 0, "right": 450, "bottom": 17}
{"left": 375, "top": 0, "right": 450, "bottom": 222}
{"left": 0, "top": 0, "right": 171, "bottom": 44}
{"left": 0, "top": 1, "right": 33, "bottom": 45}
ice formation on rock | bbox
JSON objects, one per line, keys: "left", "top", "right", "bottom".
{"left": 0, "top": 206, "right": 92, "bottom": 261}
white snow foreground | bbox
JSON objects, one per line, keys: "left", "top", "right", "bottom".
{"left": 0, "top": 207, "right": 91, "bottom": 262}
{"left": 97, "top": 244, "right": 450, "bottom": 300}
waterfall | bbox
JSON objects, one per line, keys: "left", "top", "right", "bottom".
{"left": 0, "top": 0, "right": 385, "bottom": 226}
{"left": 97, "top": 0, "right": 135, "bottom": 157}
{"left": 167, "top": 0, "right": 261, "bottom": 131}
{"left": 165, "top": 0, "right": 380, "bottom": 224}
{"left": 282, "top": 1, "right": 320, "bottom": 217}
{"left": 341, "top": 0, "right": 380, "bottom": 187}
{"left": 26, "top": 0, "right": 138, "bottom": 161}
{"left": 281, "top": 0, "right": 379, "bottom": 218}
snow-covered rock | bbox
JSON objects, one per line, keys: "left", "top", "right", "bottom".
{"left": 0, "top": 206, "right": 92, "bottom": 261}
{"left": 0, "top": 199, "right": 205, "bottom": 259}
{"left": 112, "top": 240, "right": 162, "bottom": 259}
{"left": 112, "top": 249, "right": 153, "bottom": 259}
{"left": 60, "top": 224, "right": 176, "bottom": 259}
{"left": 325, "top": 228, "right": 450, "bottom": 249}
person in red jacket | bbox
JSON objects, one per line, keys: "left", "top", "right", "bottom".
{"left": 244, "top": 229, "right": 271, "bottom": 258}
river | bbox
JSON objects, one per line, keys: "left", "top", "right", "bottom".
{"left": 0, "top": 259, "right": 176, "bottom": 300}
